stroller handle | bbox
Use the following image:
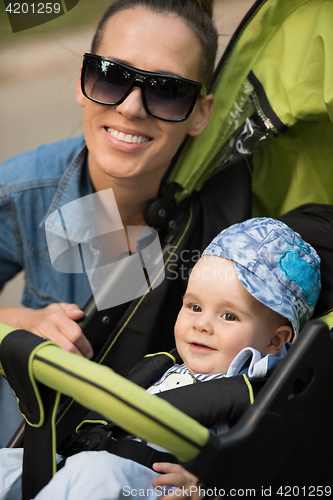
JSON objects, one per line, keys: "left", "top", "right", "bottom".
{"left": 0, "top": 325, "right": 211, "bottom": 463}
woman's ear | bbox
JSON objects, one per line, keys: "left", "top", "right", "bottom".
{"left": 187, "top": 93, "right": 214, "bottom": 137}
{"left": 267, "top": 324, "right": 293, "bottom": 354}
{"left": 76, "top": 67, "right": 85, "bottom": 108}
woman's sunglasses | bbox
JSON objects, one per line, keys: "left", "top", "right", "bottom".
{"left": 81, "top": 53, "right": 207, "bottom": 122}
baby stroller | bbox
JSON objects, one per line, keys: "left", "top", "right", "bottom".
{"left": 1, "top": 320, "right": 332, "bottom": 496}
{"left": 1, "top": 0, "right": 333, "bottom": 497}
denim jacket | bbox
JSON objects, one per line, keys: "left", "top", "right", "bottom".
{"left": 0, "top": 135, "right": 94, "bottom": 309}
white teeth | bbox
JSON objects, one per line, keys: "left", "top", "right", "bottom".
{"left": 106, "top": 128, "right": 150, "bottom": 144}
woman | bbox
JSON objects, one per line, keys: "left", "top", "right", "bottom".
{"left": 0, "top": 0, "right": 252, "bottom": 450}
{"left": 0, "top": 0, "right": 216, "bottom": 358}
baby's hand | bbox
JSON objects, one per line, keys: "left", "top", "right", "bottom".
{"left": 152, "top": 462, "right": 203, "bottom": 499}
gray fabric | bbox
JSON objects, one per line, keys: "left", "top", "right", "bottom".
{"left": 0, "top": 378, "right": 23, "bottom": 448}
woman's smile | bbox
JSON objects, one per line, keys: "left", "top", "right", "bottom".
{"left": 105, "top": 127, "right": 152, "bottom": 144}
{"left": 103, "top": 125, "right": 152, "bottom": 154}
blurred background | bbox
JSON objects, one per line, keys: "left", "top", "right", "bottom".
{"left": 0, "top": 0, "right": 256, "bottom": 307}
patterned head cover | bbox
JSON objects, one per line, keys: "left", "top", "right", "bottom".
{"left": 202, "top": 218, "right": 321, "bottom": 337}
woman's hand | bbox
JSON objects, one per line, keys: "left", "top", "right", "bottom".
{"left": 0, "top": 303, "right": 93, "bottom": 358}
{"left": 152, "top": 462, "right": 203, "bottom": 500}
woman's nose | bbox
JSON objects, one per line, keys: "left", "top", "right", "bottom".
{"left": 116, "top": 87, "right": 148, "bottom": 120}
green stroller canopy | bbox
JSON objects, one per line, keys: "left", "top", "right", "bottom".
{"left": 169, "top": 0, "right": 333, "bottom": 221}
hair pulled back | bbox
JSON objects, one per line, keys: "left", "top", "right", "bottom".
{"left": 91, "top": 0, "right": 218, "bottom": 88}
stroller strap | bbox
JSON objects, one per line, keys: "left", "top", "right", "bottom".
{"left": 60, "top": 422, "right": 177, "bottom": 470}
{"left": 105, "top": 438, "right": 177, "bottom": 469}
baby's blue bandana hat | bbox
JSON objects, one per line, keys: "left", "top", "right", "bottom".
{"left": 202, "top": 218, "right": 321, "bottom": 336}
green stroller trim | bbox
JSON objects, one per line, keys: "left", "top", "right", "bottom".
{"left": 0, "top": 327, "right": 211, "bottom": 464}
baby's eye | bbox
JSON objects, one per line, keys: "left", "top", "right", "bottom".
{"left": 222, "top": 312, "right": 236, "bottom": 321}
{"left": 188, "top": 304, "right": 202, "bottom": 313}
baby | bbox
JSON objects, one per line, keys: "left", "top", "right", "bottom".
{"left": 0, "top": 218, "right": 321, "bottom": 500}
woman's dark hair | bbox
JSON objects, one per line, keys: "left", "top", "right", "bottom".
{"left": 91, "top": 0, "right": 218, "bottom": 88}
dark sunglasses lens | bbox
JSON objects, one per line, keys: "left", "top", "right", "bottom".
{"left": 84, "top": 58, "right": 134, "bottom": 104}
{"left": 145, "top": 77, "right": 198, "bottom": 120}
